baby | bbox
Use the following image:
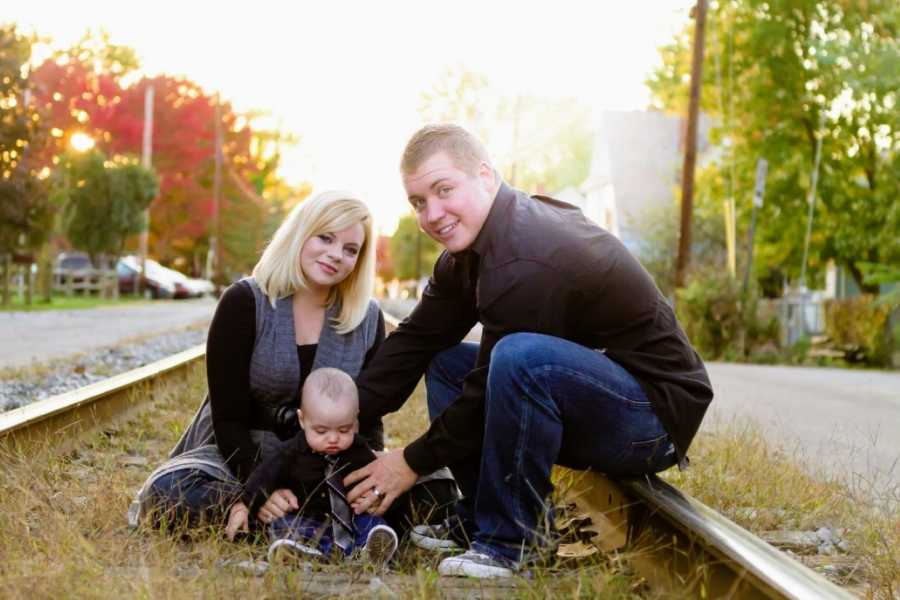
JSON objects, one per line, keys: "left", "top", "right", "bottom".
{"left": 225, "top": 367, "right": 398, "bottom": 565}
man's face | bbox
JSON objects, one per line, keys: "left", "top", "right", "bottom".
{"left": 298, "top": 393, "right": 358, "bottom": 455}
{"left": 403, "top": 151, "right": 496, "bottom": 254}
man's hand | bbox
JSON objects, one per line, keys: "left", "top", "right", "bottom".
{"left": 225, "top": 502, "right": 249, "bottom": 541}
{"left": 344, "top": 449, "right": 418, "bottom": 516}
{"left": 257, "top": 488, "right": 299, "bottom": 524}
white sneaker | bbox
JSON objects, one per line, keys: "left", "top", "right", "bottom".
{"left": 438, "top": 550, "right": 516, "bottom": 578}
{"left": 267, "top": 538, "right": 324, "bottom": 564}
{"left": 362, "top": 524, "right": 398, "bottom": 566}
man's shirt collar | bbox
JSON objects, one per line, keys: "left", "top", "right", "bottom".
{"left": 468, "top": 181, "right": 515, "bottom": 257}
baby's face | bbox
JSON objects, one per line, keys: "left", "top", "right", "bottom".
{"left": 298, "top": 392, "right": 358, "bottom": 455}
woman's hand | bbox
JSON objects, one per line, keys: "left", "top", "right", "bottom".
{"left": 344, "top": 449, "right": 418, "bottom": 516}
{"left": 225, "top": 502, "right": 249, "bottom": 541}
{"left": 256, "top": 488, "right": 299, "bottom": 524}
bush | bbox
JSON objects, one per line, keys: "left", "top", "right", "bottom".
{"left": 675, "top": 270, "right": 779, "bottom": 361}
{"left": 824, "top": 296, "right": 895, "bottom": 367}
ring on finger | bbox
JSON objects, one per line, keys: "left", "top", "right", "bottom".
{"left": 372, "top": 487, "right": 382, "bottom": 498}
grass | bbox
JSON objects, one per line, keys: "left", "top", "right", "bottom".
{"left": 1, "top": 364, "right": 895, "bottom": 598}
{"left": 0, "top": 292, "right": 150, "bottom": 312}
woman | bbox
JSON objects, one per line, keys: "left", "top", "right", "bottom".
{"left": 131, "top": 190, "right": 385, "bottom": 527}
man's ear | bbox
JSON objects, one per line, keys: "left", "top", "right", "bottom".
{"left": 297, "top": 409, "right": 305, "bottom": 429}
{"left": 477, "top": 161, "right": 495, "bottom": 189}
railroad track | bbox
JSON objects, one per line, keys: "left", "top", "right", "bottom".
{"left": 0, "top": 316, "right": 854, "bottom": 599}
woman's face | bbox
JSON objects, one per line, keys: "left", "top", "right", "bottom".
{"left": 299, "top": 222, "right": 365, "bottom": 293}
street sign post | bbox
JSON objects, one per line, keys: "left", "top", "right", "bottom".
{"left": 742, "top": 158, "right": 768, "bottom": 296}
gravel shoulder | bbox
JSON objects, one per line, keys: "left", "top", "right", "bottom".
{"left": 0, "top": 298, "right": 216, "bottom": 411}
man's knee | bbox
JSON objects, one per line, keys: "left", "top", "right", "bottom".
{"left": 489, "top": 332, "right": 551, "bottom": 375}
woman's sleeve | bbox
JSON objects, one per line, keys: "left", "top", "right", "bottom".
{"left": 362, "top": 304, "right": 386, "bottom": 370}
{"left": 207, "top": 281, "right": 260, "bottom": 482}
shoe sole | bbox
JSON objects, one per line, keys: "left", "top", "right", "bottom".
{"left": 267, "top": 538, "right": 325, "bottom": 564}
{"left": 365, "top": 526, "right": 398, "bottom": 565}
{"left": 438, "top": 556, "right": 513, "bottom": 578}
{"left": 409, "top": 529, "right": 462, "bottom": 552}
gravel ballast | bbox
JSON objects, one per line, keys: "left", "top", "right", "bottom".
{"left": 0, "top": 328, "right": 207, "bottom": 412}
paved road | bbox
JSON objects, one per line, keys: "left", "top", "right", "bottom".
{"left": 0, "top": 298, "right": 216, "bottom": 369}
{"left": 704, "top": 362, "right": 900, "bottom": 493}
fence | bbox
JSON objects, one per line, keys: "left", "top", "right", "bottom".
{"left": 52, "top": 268, "right": 119, "bottom": 299}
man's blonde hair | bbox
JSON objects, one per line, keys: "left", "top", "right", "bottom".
{"left": 301, "top": 367, "right": 358, "bottom": 411}
{"left": 251, "top": 191, "right": 375, "bottom": 334}
{"left": 400, "top": 124, "right": 492, "bottom": 176}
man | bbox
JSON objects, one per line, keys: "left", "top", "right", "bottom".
{"left": 345, "top": 124, "right": 713, "bottom": 578}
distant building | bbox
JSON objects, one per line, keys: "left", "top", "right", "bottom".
{"left": 555, "top": 110, "right": 713, "bottom": 249}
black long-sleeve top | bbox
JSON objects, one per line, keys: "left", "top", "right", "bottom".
{"left": 240, "top": 432, "right": 375, "bottom": 518}
{"left": 357, "top": 184, "right": 713, "bottom": 475}
{"left": 206, "top": 281, "right": 384, "bottom": 481}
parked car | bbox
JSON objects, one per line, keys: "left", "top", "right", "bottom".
{"left": 117, "top": 256, "right": 213, "bottom": 299}
{"left": 54, "top": 252, "right": 93, "bottom": 285}
{"left": 117, "top": 256, "right": 175, "bottom": 299}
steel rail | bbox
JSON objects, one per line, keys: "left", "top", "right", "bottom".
{"left": 0, "top": 313, "right": 855, "bottom": 599}
{"left": 0, "top": 344, "right": 205, "bottom": 452}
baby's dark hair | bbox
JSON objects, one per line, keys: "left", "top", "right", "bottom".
{"left": 301, "top": 367, "right": 358, "bottom": 409}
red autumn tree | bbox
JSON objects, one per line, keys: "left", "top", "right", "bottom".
{"left": 28, "top": 31, "right": 305, "bottom": 278}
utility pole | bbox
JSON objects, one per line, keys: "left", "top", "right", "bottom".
{"left": 674, "top": 0, "right": 708, "bottom": 289}
{"left": 209, "top": 96, "right": 223, "bottom": 284}
{"left": 139, "top": 84, "right": 154, "bottom": 296}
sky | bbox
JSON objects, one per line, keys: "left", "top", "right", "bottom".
{"left": 7, "top": 0, "right": 694, "bottom": 234}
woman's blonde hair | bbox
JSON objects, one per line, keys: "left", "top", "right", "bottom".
{"left": 252, "top": 190, "right": 376, "bottom": 334}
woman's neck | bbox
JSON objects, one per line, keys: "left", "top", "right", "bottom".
{"left": 293, "top": 285, "right": 329, "bottom": 308}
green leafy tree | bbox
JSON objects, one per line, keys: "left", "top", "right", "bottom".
{"left": 0, "top": 23, "right": 51, "bottom": 257}
{"left": 633, "top": 196, "right": 727, "bottom": 298}
{"left": 503, "top": 95, "right": 593, "bottom": 193}
{"left": 53, "top": 149, "right": 158, "bottom": 265}
{"left": 647, "top": 0, "right": 900, "bottom": 294}
{"left": 389, "top": 214, "right": 441, "bottom": 281}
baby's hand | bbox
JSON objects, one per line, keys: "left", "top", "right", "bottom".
{"left": 225, "top": 502, "right": 249, "bottom": 541}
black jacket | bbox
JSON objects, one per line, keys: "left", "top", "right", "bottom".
{"left": 358, "top": 183, "right": 713, "bottom": 474}
{"left": 240, "top": 432, "right": 375, "bottom": 518}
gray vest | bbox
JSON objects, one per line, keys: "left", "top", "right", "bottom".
{"left": 247, "top": 277, "right": 379, "bottom": 409}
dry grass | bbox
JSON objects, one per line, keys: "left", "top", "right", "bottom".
{"left": 0, "top": 365, "right": 646, "bottom": 599}
{"left": 3, "top": 362, "right": 894, "bottom": 598}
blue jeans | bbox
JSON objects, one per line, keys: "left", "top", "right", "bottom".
{"left": 426, "top": 333, "right": 677, "bottom": 562}
{"left": 269, "top": 512, "right": 388, "bottom": 557}
{"left": 146, "top": 469, "right": 240, "bottom": 527}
